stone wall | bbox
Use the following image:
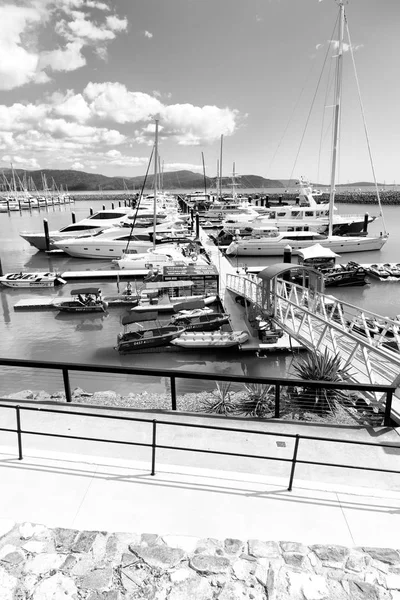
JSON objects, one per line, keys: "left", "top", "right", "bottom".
{"left": 1, "top": 521, "right": 400, "bottom": 599}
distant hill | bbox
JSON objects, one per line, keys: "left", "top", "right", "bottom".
{"left": 0, "top": 168, "right": 285, "bottom": 192}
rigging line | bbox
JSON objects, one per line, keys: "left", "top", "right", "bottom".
{"left": 317, "top": 39, "right": 334, "bottom": 184}
{"left": 345, "top": 17, "right": 387, "bottom": 233}
{"left": 123, "top": 145, "right": 155, "bottom": 255}
{"left": 288, "top": 12, "right": 340, "bottom": 185}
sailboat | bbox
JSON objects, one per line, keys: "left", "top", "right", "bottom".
{"left": 226, "top": 2, "right": 388, "bottom": 258}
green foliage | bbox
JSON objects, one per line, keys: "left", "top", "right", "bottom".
{"left": 236, "top": 383, "right": 274, "bottom": 418}
{"left": 200, "top": 382, "right": 236, "bottom": 416}
{"left": 290, "top": 349, "right": 352, "bottom": 414}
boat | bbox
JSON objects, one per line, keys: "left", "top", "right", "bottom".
{"left": 227, "top": 3, "right": 388, "bottom": 257}
{"left": 113, "top": 243, "right": 209, "bottom": 270}
{"left": 170, "top": 299, "right": 230, "bottom": 331}
{"left": 115, "top": 311, "right": 185, "bottom": 353}
{"left": 0, "top": 271, "right": 66, "bottom": 288}
{"left": 225, "top": 226, "right": 387, "bottom": 256}
{"left": 296, "top": 244, "right": 369, "bottom": 287}
{"left": 367, "top": 264, "right": 392, "bottom": 280}
{"left": 19, "top": 207, "right": 136, "bottom": 251}
{"left": 130, "top": 281, "right": 218, "bottom": 313}
{"left": 171, "top": 330, "right": 249, "bottom": 349}
{"left": 54, "top": 288, "right": 108, "bottom": 313}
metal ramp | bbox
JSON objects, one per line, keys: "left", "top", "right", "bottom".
{"left": 226, "top": 273, "right": 400, "bottom": 419}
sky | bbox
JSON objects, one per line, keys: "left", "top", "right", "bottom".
{"left": 0, "top": 0, "right": 399, "bottom": 185}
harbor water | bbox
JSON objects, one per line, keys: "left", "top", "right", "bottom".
{"left": 0, "top": 197, "right": 399, "bottom": 398}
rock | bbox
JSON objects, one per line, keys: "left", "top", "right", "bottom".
{"left": 81, "top": 566, "right": 114, "bottom": 591}
{"left": 140, "top": 533, "right": 164, "bottom": 547}
{"left": 195, "top": 538, "right": 225, "bottom": 556}
{"left": 218, "top": 580, "right": 265, "bottom": 600}
{"left": 169, "top": 567, "right": 193, "bottom": 583}
{"left": 34, "top": 391, "right": 51, "bottom": 402}
{"left": 91, "top": 533, "right": 109, "bottom": 563}
{"left": 23, "top": 540, "right": 54, "bottom": 554}
{"left": 363, "top": 548, "right": 400, "bottom": 565}
{"left": 301, "top": 574, "right": 330, "bottom": 600}
{"left": 71, "top": 556, "right": 96, "bottom": 576}
{"left": 32, "top": 573, "right": 78, "bottom": 599}
{"left": 190, "top": 554, "right": 231, "bottom": 574}
{"left": 91, "top": 391, "right": 118, "bottom": 405}
{"left": 347, "top": 580, "right": 380, "bottom": 599}
{"left": 130, "top": 545, "right": 185, "bottom": 569}
{"left": 248, "top": 540, "right": 280, "bottom": 559}
{"left": 224, "top": 538, "right": 245, "bottom": 556}
{"left": 310, "top": 545, "right": 349, "bottom": 566}
{"left": 0, "top": 567, "right": 18, "bottom": 599}
{"left": 8, "top": 390, "right": 34, "bottom": 400}
{"left": 346, "top": 552, "right": 366, "bottom": 573}
{"left": 280, "top": 542, "right": 308, "bottom": 554}
{"left": 25, "top": 553, "right": 65, "bottom": 576}
{"left": 0, "top": 545, "right": 19, "bottom": 561}
{"left": 283, "top": 552, "right": 307, "bottom": 569}
{"left": 168, "top": 575, "right": 213, "bottom": 600}
{"left": 72, "top": 387, "right": 91, "bottom": 397}
{"left": 54, "top": 528, "right": 79, "bottom": 553}
{"left": 72, "top": 530, "right": 98, "bottom": 553}
{"left": 105, "top": 533, "right": 139, "bottom": 563}
{"left": 232, "top": 558, "right": 256, "bottom": 580}
{"left": 1, "top": 549, "right": 25, "bottom": 566}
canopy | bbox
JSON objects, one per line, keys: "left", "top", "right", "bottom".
{"left": 121, "top": 311, "right": 158, "bottom": 325}
{"left": 71, "top": 287, "right": 101, "bottom": 296}
{"left": 297, "top": 244, "right": 340, "bottom": 260}
{"left": 173, "top": 299, "right": 205, "bottom": 313}
{"left": 145, "top": 280, "right": 194, "bottom": 290}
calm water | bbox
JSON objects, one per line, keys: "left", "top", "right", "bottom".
{"left": 0, "top": 197, "right": 399, "bottom": 396}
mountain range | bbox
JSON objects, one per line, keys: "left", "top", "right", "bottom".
{"left": 0, "top": 168, "right": 385, "bottom": 192}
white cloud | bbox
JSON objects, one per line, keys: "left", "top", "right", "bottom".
{"left": 53, "top": 92, "right": 92, "bottom": 122}
{"left": 1, "top": 154, "right": 40, "bottom": 169}
{"left": 83, "top": 82, "right": 163, "bottom": 123}
{"left": 106, "top": 149, "right": 121, "bottom": 158}
{"left": 39, "top": 41, "right": 86, "bottom": 72}
{"left": 144, "top": 30, "right": 153, "bottom": 38}
{"left": 71, "top": 161, "right": 84, "bottom": 169}
{"left": 330, "top": 40, "right": 364, "bottom": 53}
{"left": 160, "top": 104, "right": 238, "bottom": 145}
{"left": 86, "top": 1, "right": 110, "bottom": 10}
{"left": 106, "top": 15, "right": 128, "bottom": 32}
{"left": 164, "top": 163, "right": 203, "bottom": 172}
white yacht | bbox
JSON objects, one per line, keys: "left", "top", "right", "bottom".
{"left": 19, "top": 208, "right": 136, "bottom": 251}
{"left": 114, "top": 244, "right": 209, "bottom": 270}
{"left": 225, "top": 226, "right": 388, "bottom": 257}
{"left": 53, "top": 222, "right": 192, "bottom": 259}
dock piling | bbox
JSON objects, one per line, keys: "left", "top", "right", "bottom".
{"left": 0, "top": 257, "right": 3, "bottom": 276}
{"left": 43, "top": 219, "right": 50, "bottom": 251}
{"left": 71, "top": 212, "right": 76, "bottom": 224}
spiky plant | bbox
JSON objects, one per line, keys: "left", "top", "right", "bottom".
{"left": 200, "top": 382, "right": 236, "bottom": 416}
{"left": 236, "top": 383, "right": 274, "bottom": 418}
{"left": 290, "top": 349, "right": 352, "bottom": 415}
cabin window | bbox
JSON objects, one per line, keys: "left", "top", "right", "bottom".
{"left": 277, "top": 212, "right": 286, "bottom": 217}
{"left": 305, "top": 211, "right": 314, "bottom": 217}
{"left": 292, "top": 211, "right": 300, "bottom": 217}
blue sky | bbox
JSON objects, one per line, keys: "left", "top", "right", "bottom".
{"left": 0, "top": 0, "right": 399, "bottom": 184}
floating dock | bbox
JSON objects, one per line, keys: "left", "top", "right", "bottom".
{"left": 13, "top": 295, "right": 140, "bottom": 311}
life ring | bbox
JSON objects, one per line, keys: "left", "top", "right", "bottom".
{"left": 189, "top": 252, "right": 198, "bottom": 261}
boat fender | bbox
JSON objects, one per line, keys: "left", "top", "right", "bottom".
{"left": 189, "top": 252, "right": 198, "bottom": 261}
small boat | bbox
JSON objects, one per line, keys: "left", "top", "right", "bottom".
{"left": 296, "top": 245, "right": 368, "bottom": 287}
{"left": 367, "top": 264, "right": 391, "bottom": 279}
{"left": 383, "top": 263, "right": 400, "bottom": 278}
{"left": 170, "top": 298, "right": 230, "bottom": 332}
{"left": 115, "top": 311, "right": 185, "bottom": 353}
{"left": 171, "top": 330, "right": 249, "bottom": 349}
{"left": 0, "top": 271, "right": 66, "bottom": 288}
{"left": 55, "top": 287, "right": 108, "bottom": 313}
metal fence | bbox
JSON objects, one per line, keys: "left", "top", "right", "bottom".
{"left": 0, "top": 401, "right": 399, "bottom": 492}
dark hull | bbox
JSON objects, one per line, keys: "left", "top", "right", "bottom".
{"left": 116, "top": 326, "right": 184, "bottom": 353}
{"left": 173, "top": 315, "right": 230, "bottom": 332}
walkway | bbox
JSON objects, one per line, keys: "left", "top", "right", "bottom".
{"left": 1, "top": 403, "right": 399, "bottom": 548}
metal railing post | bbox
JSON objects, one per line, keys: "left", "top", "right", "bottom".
{"left": 288, "top": 434, "right": 300, "bottom": 491}
{"left": 151, "top": 419, "right": 157, "bottom": 476}
{"left": 16, "top": 405, "right": 23, "bottom": 460}
{"left": 275, "top": 384, "right": 280, "bottom": 418}
{"left": 384, "top": 389, "right": 394, "bottom": 426}
{"left": 171, "top": 376, "right": 177, "bottom": 411}
{"left": 62, "top": 368, "right": 72, "bottom": 403}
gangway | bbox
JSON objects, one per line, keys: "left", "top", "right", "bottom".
{"left": 226, "top": 270, "right": 400, "bottom": 421}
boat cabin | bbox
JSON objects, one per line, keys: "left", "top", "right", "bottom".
{"left": 297, "top": 244, "right": 340, "bottom": 271}
{"left": 72, "top": 287, "right": 102, "bottom": 305}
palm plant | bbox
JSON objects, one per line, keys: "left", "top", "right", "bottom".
{"left": 236, "top": 383, "right": 274, "bottom": 418}
{"left": 200, "top": 382, "right": 236, "bottom": 416}
{"left": 290, "top": 349, "right": 352, "bottom": 415}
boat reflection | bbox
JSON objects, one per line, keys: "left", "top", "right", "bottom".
{"left": 54, "top": 312, "right": 106, "bottom": 331}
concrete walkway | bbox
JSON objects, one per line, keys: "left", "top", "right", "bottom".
{"left": 1, "top": 402, "right": 400, "bottom": 549}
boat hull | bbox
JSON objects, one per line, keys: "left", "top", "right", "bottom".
{"left": 226, "top": 235, "right": 388, "bottom": 256}
{"left": 0, "top": 272, "right": 66, "bottom": 288}
{"left": 116, "top": 326, "right": 184, "bottom": 353}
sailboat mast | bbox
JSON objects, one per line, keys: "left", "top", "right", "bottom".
{"left": 328, "top": 1, "right": 345, "bottom": 237}
{"left": 201, "top": 152, "right": 207, "bottom": 195}
{"left": 153, "top": 119, "right": 159, "bottom": 250}
{"left": 219, "top": 134, "right": 224, "bottom": 200}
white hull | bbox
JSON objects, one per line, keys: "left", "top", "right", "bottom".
{"left": 0, "top": 272, "right": 66, "bottom": 287}
{"left": 56, "top": 240, "right": 153, "bottom": 259}
{"left": 226, "top": 235, "right": 388, "bottom": 256}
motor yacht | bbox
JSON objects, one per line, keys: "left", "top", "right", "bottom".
{"left": 19, "top": 207, "right": 136, "bottom": 251}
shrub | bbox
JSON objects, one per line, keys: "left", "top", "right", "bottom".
{"left": 200, "top": 382, "right": 236, "bottom": 415}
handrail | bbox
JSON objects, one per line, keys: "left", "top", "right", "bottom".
{"left": 0, "top": 402, "right": 398, "bottom": 492}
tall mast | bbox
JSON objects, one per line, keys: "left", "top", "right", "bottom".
{"left": 201, "top": 152, "right": 207, "bottom": 196}
{"left": 328, "top": 1, "right": 345, "bottom": 237}
{"left": 219, "top": 134, "right": 224, "bottom": 200}
{"left": 153, "top": 118, "right": 159, "bottom": 250}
